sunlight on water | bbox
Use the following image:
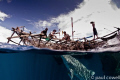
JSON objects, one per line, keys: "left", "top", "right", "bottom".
{"left": 91, "top": 37, "right": 120, "bottom": 52}
{"left": 107, "top": 37, "right": 120, "bottom": 45}
{"left": 0, "top": 42, "right": 36, "bottom": 50}
{"left": 61, "top": 55, "right": 95, "bottom": 80}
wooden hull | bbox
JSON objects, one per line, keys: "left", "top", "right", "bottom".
{"left": 7, "top": 29, "right": 120, "bottom": 51}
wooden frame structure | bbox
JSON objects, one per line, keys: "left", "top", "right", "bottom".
{"left": 7, "top": 27, "right": 47, "bottom": 47}
{"left": 7, "top": 27, "right": 120, "bottom": 51}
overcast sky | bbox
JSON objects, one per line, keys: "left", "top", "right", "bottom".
{"left": 0, "top": 0, "right": 120, "bottom": 42}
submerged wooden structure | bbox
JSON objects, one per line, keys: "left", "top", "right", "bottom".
{"left": 7, "top": 27, "right": 120, "bottom": 51}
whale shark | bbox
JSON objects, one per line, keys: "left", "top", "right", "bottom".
{"left": 61, "top": 55, "right": 95, "bottom": 80}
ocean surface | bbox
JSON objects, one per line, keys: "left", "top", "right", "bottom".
{"left": 0, "top": 42, "right": 120, "bottom": 80}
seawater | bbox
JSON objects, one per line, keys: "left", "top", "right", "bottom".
{"left": 0, "top": 42, "right": 119, "bottom": 80}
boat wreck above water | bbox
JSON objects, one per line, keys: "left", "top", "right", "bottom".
{"left": 7, "top": 27, "right": 120, "bottom": 51}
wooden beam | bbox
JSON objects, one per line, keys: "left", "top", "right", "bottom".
{"left": 102, "top": 30, "right": 118, "bottom": 37}
{"left": 7, "top": 31, "right": 15, "bottom": 43}
{"left": 9, "top": 40, "right": 21, "bottom": 45}
{"left": 7, "top": 33, "right": 45, "bottom": 39}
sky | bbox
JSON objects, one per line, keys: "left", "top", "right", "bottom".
{"left": 0, "top": 0, "right": 82, "bottom": 31}
{"left": 0, "top": 0, "right": 120, "bottom": 43}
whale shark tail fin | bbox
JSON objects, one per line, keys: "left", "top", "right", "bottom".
{"left": 68, "top": 69, "right": 74, "bottom": 80}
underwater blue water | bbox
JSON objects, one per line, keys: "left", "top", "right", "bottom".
{"left": 0, "top": 42, "right": 119, "bottom": 80}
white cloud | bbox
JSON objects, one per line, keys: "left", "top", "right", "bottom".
{"left": 24, "top": 19, "right": 31, "bottom": 22}
{"left": 32, "top": 19, "right": 58, "bottom": 29}
{"left": 7, "top": 0, "right": 12, "bottom": 3}
{"left": 0, "top": 26, "right": 31, "bottom": 44}
{"left": 0, "top": 26, "right": 20, "bottom": 43}
{"left": 0, "top": 11, "right": 10, "bottom": 21}
{"left": 50, "top": 0, "right": 120, "bottom": 39}
{"left": 24, "top": 27, "right": 31, "bottom": 33}
{"left": 32, "top": 0, "right": 120, "bottom": 40}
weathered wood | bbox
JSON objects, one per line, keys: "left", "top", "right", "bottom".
{"left": 38, "top": 35, "right": 42, "bottom": 47}
{"left": 18, "top": 39, "right": 22, "bottom": 45}
{"left": 9, "top": 40, "right": 21, "bottom": 45}
{"left": 101, "top": 33, "right": 117, "bottom": 41}
{"left": 7, "top": 35, "right": 29, "bottom": 39}
{"left": 7, "top": 31, "right": 15, "bottom": 43}
{"left": 7, "top": 26, "right": 120, "bottom": 51}
{"left": 31, "top": 37, "right": 36, "bottom": 46}
{"left": 102, "top": 30, "right": 118, "bottom": 37}
{"left": 7, "top": 33, "right": 44, "bottom": 39}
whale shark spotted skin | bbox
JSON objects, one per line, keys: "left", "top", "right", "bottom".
{"left": 61, "top": 55, "right": 95, "bottom": 80}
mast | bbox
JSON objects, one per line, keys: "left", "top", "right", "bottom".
{"left": 59, "top": 29, "right": 60, "bottom": 39}
{"left": 71, "top": 17, "right": 73, "bottom": 40}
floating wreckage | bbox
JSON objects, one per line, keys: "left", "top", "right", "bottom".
{"left": 7, "top": 27, "right": 120, "bottom": 51}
